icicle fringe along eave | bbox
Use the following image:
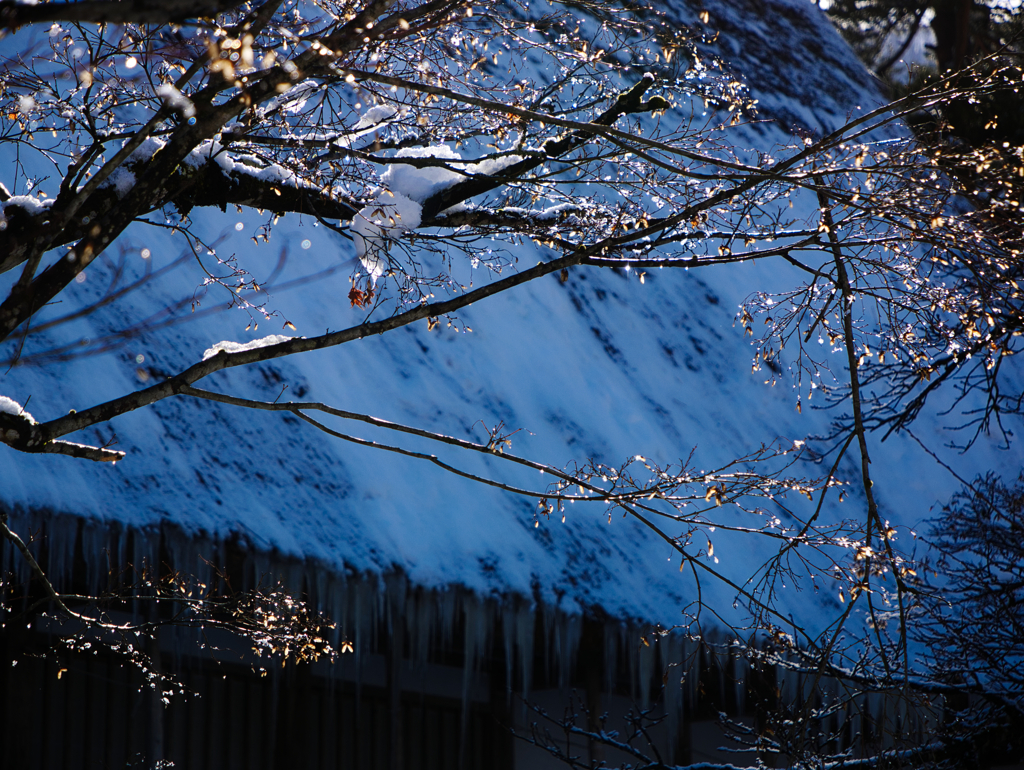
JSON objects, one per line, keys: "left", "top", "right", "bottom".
{"left": 0, "top": 506, "right": 947, "bottom": 748}
{"left": 0, "top": 508, "right": 680, "bottom": 698}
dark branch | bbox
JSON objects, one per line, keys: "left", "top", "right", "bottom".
{"left": 0, "top": 0, "right": 245, "bottom": 28}
{"left": 0, "top": 411, "right": 123, "bottom": 462}
{"left": 419, "top": 74, "right": 659, "bottom": 220}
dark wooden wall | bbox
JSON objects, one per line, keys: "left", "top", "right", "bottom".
{"left": 0, "top": 633, "right": 511, "bottom": 770}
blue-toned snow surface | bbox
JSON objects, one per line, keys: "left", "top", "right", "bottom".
{"left": 2, "top": 0, "right": 1019, "bottom": 637}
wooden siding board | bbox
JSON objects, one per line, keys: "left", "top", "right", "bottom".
{"left": 43, "top": 658, "right": 65, "bottom": 770}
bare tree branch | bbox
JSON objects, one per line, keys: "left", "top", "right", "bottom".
{"left": 0, "top": 0, "right": 246, "bottom": 29}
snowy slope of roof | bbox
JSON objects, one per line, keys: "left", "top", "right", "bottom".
{"left": 1, "top": 0, "right": 1017, "bottom": 637}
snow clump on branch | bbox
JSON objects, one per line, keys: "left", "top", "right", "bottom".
{"left": 203, "top": 335, "right": 295, "bottom": 361}
{"left": 352, "top": 191, "right": 423, "bottom": 282}
{"left": 0, "top": 395, "right": 35, "bottom": 424}
{"left": 0, "top": 194, "right": 53, "bottom": 228}
{"left": 352, "top": 145, "right": 467, "bottom": 281}
{"left": 155, "top": 83, "right": 196, "bottom": 119}
{"left": 351, "top": 144, "right": 524, "bottom": 281}
{"left": 381, "top": 146, "right": 466, "bottom": 203}
{"left": 332, "top": 104, "right": 401, "bottom": 150}
{"left": 260, "top": 79, "right": 320, "bottom": 116}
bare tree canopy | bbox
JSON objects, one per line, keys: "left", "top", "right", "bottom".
{"left": 1, "top": 0, "right": 1024, "bottom": 767}
{"left": 0, "top": 0, "right": 248, "bottom": 28}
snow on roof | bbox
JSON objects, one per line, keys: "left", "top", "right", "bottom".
{"left": 0, "top": 0, "right": 1013, "bottom": 635}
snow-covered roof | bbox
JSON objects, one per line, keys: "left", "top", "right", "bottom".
{"left": 1, "top": 0, "right": 1015, "bottom": 638}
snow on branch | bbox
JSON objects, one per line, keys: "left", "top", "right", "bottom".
{"left": 1, "top": 396, "right": 122, "bottom": 462}
{"left": 203, "top": 335, "right": 296, "bottom": 361}
{"left": 352, "top": 191, "right": 422, "bottom": 281}
{"left": 428, "top": 202, "right": 593, "bottom": 230}
{"left": 0, "top": 394, "right": 34, "bottom": 424}
{"left": 0, "top": 143, "right": 358, "bottom": 276}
